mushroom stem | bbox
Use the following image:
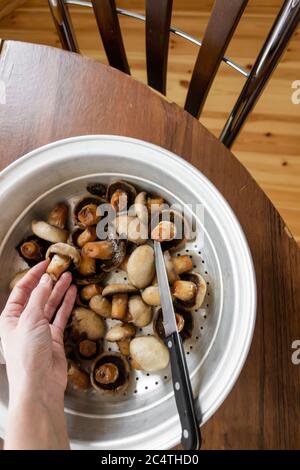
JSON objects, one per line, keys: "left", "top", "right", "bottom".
{"left": 82, "top": 241, "right": 114, "bottom": 260}
{"left": 78, "top": 204, "right": 100, "bottom": 226}
{"left": 47, "top": 203, "right": 68, "bottom": 229}
{"left": 172, "top": 255, "right": 193, "bottom": 274}
{"left": 80, "top": 284, "right": 103, "bottom": 302}
{"left": 9, "top": 269, "right": 30, "bottom": 290}
{"left": 117, "top": 339, "right": 131, "bottom": 356}
{"left": 47, "top": 254, "right": 71, "bottom": 281}
{"left": 172, "top": 280, "right": 197, "bottom": 302}
{"left": 95, "top": 363, "right": 119, "bottom": 385}
{"left": 77, "top": 226, "right": 97, "bottom": 248}
{"left": 111, "top": 190, "right": 127, "bottom": 212}
{"left": 151, "top": 221, "right": 177, "bottom": 242}
{"left": 20, "top": 240, "right": 41, "bottom": 260}
{"left": 79, "top": 254, "right": 96, "bottom": 276}
{"left": 111, "top": 294, "right": 128, "bottom": 320}
{"left": 175, "top": 313, "right": 185, "bottom": 333}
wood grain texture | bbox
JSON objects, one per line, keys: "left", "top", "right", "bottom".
{"left": 92, "top": 0, "right": 130, "bottom": 74}
{"left": 146, "top": 0, "right": 173, "bottom": 94}
{"left": 185, "top": 0, "right": 248, "bottom": 118}
{"left": 0, "top": 0, "right": 299, "bottom": 245}
{"left": 0, "top": 0, "right": 25, "bottom": 21}
{"left": 0, "top": 41, "right": 299, "bottom": 449}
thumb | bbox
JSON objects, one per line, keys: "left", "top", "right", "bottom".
{"left": 21, "top": 273, "right": 53, "bottom": 323}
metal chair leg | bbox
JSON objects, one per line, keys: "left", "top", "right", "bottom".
{"left": 220, "top": 0, "right": 300, "bottom": 148}
{"left": 48, "top": 0, "right": 79, "bottom": 53}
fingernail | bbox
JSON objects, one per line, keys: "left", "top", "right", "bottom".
{"left": 40, "top": 273, "right": 51, "bottom": 284}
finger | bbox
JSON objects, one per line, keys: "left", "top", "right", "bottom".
{"left": 3, "top": 261, "right": 49, "bottom": 318}
{"left": 21, "top": 273, "right": 53, "bottom": 323}
{"left": 53, "top": 285, "right": 77, "bottom": 333}
{"left": 44, "top": 272, "right": 72, "bottom": 322}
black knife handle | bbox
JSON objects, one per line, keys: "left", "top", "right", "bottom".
{"left": 165, "top": 331, "right": 201, "bottom": 450}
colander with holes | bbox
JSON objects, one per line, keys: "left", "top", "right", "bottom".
{"left": 0, "top": 136, "right": 256, "bottom": 450}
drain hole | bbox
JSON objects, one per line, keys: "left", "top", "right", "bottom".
{"left": 155, "top": 381, "right": 158, "bottom": 385}
{"left": 136, "top": 377, "right": 139, "bottom": 381}
{"left": 115, "top": 269, "right": 119, "bottom": 273}
{"left": 204, "top": 315, "right": 207, "bottom": 319}
{"left": 145, "top": 386, "right": 148, "bottom": 390}
{"left": 205, "top": 271, "right": 208, "bottom": 275}
{"left": 206, "top": 304, "right": 209, "bottom": 307}
{"left": 200, "top": 326, "right": 203, "bottom": 330}
{"left": 195, "top": 336, "right": 199, "bottom": 340}
{"left": 202, "top": 260, "right": 205, "bottom": 264}
{"left": 164, "top": 375, "right": 168, "bottom": 380}
{"left": 185, "top": 249, "right": 189, "bottom": 253}
{"left": 134, "top": 390, "right": 137, "bottom": 394}
{"left": 198, "top": 251, "right": 201, "bottom": 255}
{"left": 139, "top": 328, "right": 143, "bottom": 332}
{"left": 177, "top": 253, "right": 180, "bottom": 256}
{"left": 146, "top": 373, "right": 150, "bottom": 376}
{"left": 207, "top": 281, "right": 210, "bottom": 285}
{"left": 193, "top": 265, "right": 197, "bottom": 269}
{"left": 207, "top": 292, "right": 210, "bottom": 296}
{"left": 108, "top": 347, "right": 111, "bottom": 352}
{"left": 194, "top": 245, "right": 197, "bottom": 248}
{"left": 187, "top": 351, "right": 190, "bottom": 355}
{"left": 123, "top": 277, "right": 127, "bottom": 281}
{"left": 190, "top": 345, "right": 193, "bottom": 350}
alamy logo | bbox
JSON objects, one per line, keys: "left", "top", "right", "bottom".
{"left": 0, "top": 80, "right": 6, "bottom": 105}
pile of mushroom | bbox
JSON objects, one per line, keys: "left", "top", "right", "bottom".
{"left": 11, "top": 179, "right": 208, "bottom": 395}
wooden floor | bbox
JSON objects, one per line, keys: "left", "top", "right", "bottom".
{"left": 0, "top": 0, "right": 299, "bottom": 244}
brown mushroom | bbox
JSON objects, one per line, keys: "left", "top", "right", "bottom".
{"left": 153, "top": 306, "right": 194, "bottom": 342}
{"left": 70, "top": 226, "right": 97, "bottom": 248}
{"left": 106, "top": 323, "right": 136, "bottom": 342}
{"left": 86, "top": 182, "right": 107, "bottom": 198}
{"left": 73, "top": 196, "right": 104, "bottom": 228}
{"left": 106, "top": 180, "right": 137, "bottom": 213}
{"left": 127, "top": 217, "right": 148, "bottom": 245}
{"left": 134, "top": 191, "right": 148, "bottom": 224}
{"left": 127, "top": 295, "right": 153, "bottom": 327}
{"left": 32, "top": 220, "right": 68, "bottom": 244}
{"left": 151, "top": 209, "right": 193, "bottom": 252}
{"left": 147, "top": 196, "right": 165, "bottom": 214}
{"left": 16, "top": 235, "right": 50, "bottom": 267}
{"left": 47, "top": 203, "right": 68, "bottom": 229}
{"left": 91, "top": 352, "right": 130, "bottom": 394}
{"left": 75, "top": 338, "right": 102, "bottom": 364}
{"left": 80, "top": 284, "right": 103, "bottom": 302}
{"left": 174, "top": 272, "right": 207, "bottom": 310}
{"left": 130, "top": 336, "right": 169, "bottom": 372}
{"left": 70, "top": 307, "right": 106, "bottom": 342}
{"left": 141, "top": 286, "right": 161, "bottom": 306}
{"left": 127, "top": 245, "right": 155, "bottom": 289}
{"left": 89, "top": 295, "right": 112, "bottom": 318}
{"left": 46, "top": 243, "right": 80, "bottom": 281}
{"left": 151, "top": 221, "right": 177, "bottom": 242}
{"left": 67, "top": 361, "right": 90, "bottom": 391}
{"left": 82, "top": 241, "right": 113, "bottom": 260}
{"left": 102, "top": 284, "right": 138, "bottom": 321}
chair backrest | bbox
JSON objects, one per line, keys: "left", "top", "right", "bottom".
{"left": 48, "top": 0, "right": 300, "bottom": 147}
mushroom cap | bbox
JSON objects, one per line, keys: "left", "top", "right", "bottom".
{"left": 71, "top": 307, "right": 106, "bottom": 341}
{"left": 130, "top": 336, "right": 170, "bottom": 372}
{"left": 127, "top": 245, "right": 155, "bottom": 289}
{"left": 46, "top": 243, "right": 81, "bottom": 268}
{"left": 91, "top": 352, "right": 130, "bottom": 394}
{"left": 106, "top": 180, "right": 137, "bottom": 211}
{"left": 75, "top": 338, "right": 103, "bottom": 364}
{"left": 127, "top": 217, "right": 148, "bottom": 245}
{"left": 151, "top": 209, "right": 193, "bottom": 252}
{"left": 100, "top": 232, "right": 127, "bottom": 272}
{"left": 32, "top": 220, "right": 68, "bottom": 243}
{"left": 72, "top": 265, "right": 106, "bottom": 286}
{"left": 106, "top": 323, "right": 136, "bottom": 342}
{"left": 128, "top": 295, "right": 153, "bottom": 327}
{"left": 141, "top": 286, "right": 161, "bottom": 306}
{"left": 16, "top": 235, "right": 50, "bottom": 267}
{"left": 86, "top": 182, "right": 107, "bottom": 198}
{"left": 153, "top": 306, "right": 194, "bottom": 342}
{"left": 89, "top": 294, "right": 112, "bottom": 318}
{"left": 175, "top": 272, "right": 207, "bottom": 310}
{"left": 102, "top": 283, "right": 138, "bottom": 296}
{"left": 68, "top": 226, "right": 97, "bottom": 248}
{"left": 67, "top": 361, "right": 90, "bottom": 391}
{"left": 113, "top": 214, "right": 135, "bottom": 238}
{"left": 73, "top": 196, "right": 104, "bottom": 228}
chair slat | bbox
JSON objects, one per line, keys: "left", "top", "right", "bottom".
{"left": 48, "top": 0, "right": 79, "bottom": 53}
{"left": 92, "top": 0, "right": 130, "bottom": 75}
{"left": 146, "top": 0, "right": 173, "bottom": 95}
{"left": 185, "top": 0, "right": 248, "bottom": 118}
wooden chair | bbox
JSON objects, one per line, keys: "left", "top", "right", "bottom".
{"left": 48, "top": 0, "right": 300, "bottom": 148}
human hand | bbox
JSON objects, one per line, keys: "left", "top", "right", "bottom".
{"left": 0, "top": 261, "right": 77, "bottom": 404}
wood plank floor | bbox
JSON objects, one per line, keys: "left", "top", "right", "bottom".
{"left": 0, "top": 0, "right": 299, "bottom": 244}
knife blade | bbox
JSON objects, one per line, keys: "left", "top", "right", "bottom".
{"left": 154, "top": 240, "right": 201, "bottom": 450}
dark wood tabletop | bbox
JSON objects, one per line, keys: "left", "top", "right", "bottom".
{"left": 0, "top": 40, "right": 299, "bottom": 450}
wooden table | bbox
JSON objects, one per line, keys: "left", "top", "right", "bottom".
{"left": 0, "top": 40, "right": 299, "bottom": 450}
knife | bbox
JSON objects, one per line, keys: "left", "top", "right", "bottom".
{"left": 154, "top": 241, "right": 201, "bottom": 450}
